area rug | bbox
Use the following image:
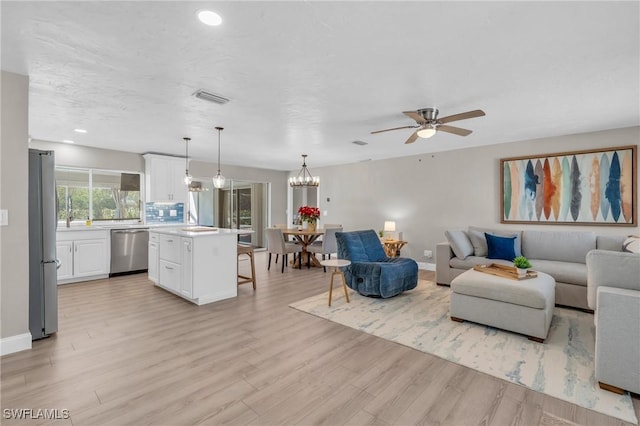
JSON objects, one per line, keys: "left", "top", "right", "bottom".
{"left": 289, "top": 280, "right": 637, "bottom": 424}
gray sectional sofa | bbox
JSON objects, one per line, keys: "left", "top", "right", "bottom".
{"left": 436, "top": 226, "right": 627, "bottom": 310}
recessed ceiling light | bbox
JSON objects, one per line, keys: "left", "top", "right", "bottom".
{"left": 198, "top": 10, "right": 222, "bottom": 26}
{"left": 62, "top": 140, "right": 75, "bottom": 144}
{"left": 74, "top": 128, "right": 87, "bottom": 133}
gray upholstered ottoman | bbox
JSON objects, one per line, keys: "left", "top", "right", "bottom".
{"left": 450, "top": 269, "right": 556, "bottom": 342}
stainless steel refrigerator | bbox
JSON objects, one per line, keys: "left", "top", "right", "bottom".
{"left": 28, "top": 149, "right": 58, "bottom": 340}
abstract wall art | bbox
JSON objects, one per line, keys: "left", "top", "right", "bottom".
{"left": 500, "top": 146, "right": 637, "bottom": 226}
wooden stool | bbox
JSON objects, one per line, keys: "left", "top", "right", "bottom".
{"left": 320, "top": 259, "right": 351, "bottom": 306}
{"left": 237, "top": 244, "right": 256, "bottom": 289}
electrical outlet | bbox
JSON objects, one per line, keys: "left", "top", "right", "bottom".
{"left": 0, "top": 209, "right": 8, "bottom": 226}
{"left": 423, "top": 249, "right": 433, "bottom": 258}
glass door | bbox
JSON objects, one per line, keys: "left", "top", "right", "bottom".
{"left": 217, "top": 180, "right": 266, "bottom": 248}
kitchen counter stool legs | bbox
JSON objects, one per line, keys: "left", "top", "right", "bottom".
{"left": 237, "top": 244, "right": 256, "bottom": 290}
{"left": 321, "top": 259, "right": 351, "bottom": 306}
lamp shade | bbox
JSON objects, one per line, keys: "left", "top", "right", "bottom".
{"left": 384, "top": 221, "right": 396, "bottom": 232}
{"left": 213, "top": 172, "right": 225, "bottom": 189}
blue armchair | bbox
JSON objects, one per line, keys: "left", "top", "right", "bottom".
{"left": 336, "top": 230, "right": 418, "bottom": 298}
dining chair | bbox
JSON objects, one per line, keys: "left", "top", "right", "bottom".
{"left": 265, "top": 228, "right": 302, "bottom": 273}
{"left": 307, "top": 227, "right": 342, "bottom": 271}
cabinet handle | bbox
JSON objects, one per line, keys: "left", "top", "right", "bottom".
{"left": 165, "top": 266, "right": 174, "bottom": 270}
{"left": 74, "top": 245, "right": 77, "bottom": 252}
{"left": 167, "top": 239, "right": 174, "bottom": 242}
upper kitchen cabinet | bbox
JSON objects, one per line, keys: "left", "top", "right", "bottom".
{"left": 143, "top": 154, "right": 187, "bottom": 203}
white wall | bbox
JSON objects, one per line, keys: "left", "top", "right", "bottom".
{"left": 189, "top": 160, "right": 289, "bottom": 226}
{"left": 29, "top": 140, "right": 145, "bottom": 172}
{"left": 27, "top": 141, "right": 290, "bottom": 226}
{"left": 1, "top": 71, "right": 31, "bottom": 351}
{"left": 307, "top": 126, "right": 639, "bottom": 262}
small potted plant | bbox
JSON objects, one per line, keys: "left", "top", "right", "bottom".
{"left": 513, "top": 256, "right": 532, "bottom": 277}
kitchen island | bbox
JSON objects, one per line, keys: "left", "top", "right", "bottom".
{"left": 149, "top": 227, "right": 249, "bottom": 305}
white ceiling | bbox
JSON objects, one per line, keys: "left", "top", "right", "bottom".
{"left": 2, "top": 1, "right": 639, "bottom": 171}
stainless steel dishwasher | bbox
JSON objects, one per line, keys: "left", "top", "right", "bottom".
{"left": 110, "top": 228, "right": 149, "bottom": 276}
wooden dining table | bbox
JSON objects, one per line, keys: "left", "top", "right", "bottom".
{"left": 282, "top": 228, "right": 325, "bottom": 268}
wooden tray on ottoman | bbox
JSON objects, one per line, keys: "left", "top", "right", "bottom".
{"left": 473, "top": 263, "right": 538, "bottom": 280}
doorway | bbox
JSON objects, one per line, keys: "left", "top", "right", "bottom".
{"left": 188, "top": 179, "right": 267, "bottom": 248}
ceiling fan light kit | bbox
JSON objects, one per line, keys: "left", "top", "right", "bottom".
{"left": 371, "top": 107, "right": 485, "bottom": 144}
{"left": 416, "top": 125, "right": 436, "bottom": 139}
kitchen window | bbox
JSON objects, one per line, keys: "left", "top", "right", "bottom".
{"left": 56, "top": 167, "right": 141, "bottom": 223}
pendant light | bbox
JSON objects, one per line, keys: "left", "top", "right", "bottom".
{"left": 289, "top": 154, "right": 319, "bottom": 187}
{"left": 213, "top": 126, "right": 226, "bottom": 189}
{"left": 183, "top": 137, "right": 192, "bottom": 185}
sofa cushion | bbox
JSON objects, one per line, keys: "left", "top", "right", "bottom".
{"left": 529, "top": 259, "right": 587, "bottom": 286}
{"left": 468, "top": 226, "right": 522, "bottom": 257}
{"left": 522, "top": 231, "right": 595, "bottom": 264}
{"left": 623, "top": 235, "right": 640, "bottom": 254}
{"left": 450, "top": 256, "right": 513, "bottom": 270}
{"left": 485, "top": 233, "right": 517, "bottom": 261}
{"left": 445, "top": 230, "right": 474, "bottom": 259}
{"left": 597, "top": 235, "right": 626, "bottom": 252}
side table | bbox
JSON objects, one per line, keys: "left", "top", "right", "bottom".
{"left": 320, "top": 259, "right": 351, "bottom": 306}
{"left": 382, "top": 239, "right": 407, "bottom": 257}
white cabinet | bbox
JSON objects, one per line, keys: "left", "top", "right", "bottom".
{"left": 56, "top": 230, "right": 110, "bottom": 284}
{"left": 74, "top": 239, "right": 108, "bottom": 278}
{"left": 148, "top": 238, "right": 159, "bottom": 283}
{"left": 56, "top": 241, "right": 74, "bottom": 281}
{"left": 150, "top": 230, "right": 237, "bottom": 305}
{"left": 181, "top": 238, "right": 193, "bottom": 297}
{"left": 158, "top": 234, "right": 182, "bottom": 291}
{"left": 159, "top": 260, "right": 181, "bottom": 292}
{"left": 143, "top": 154, "right": 187, "bottom": 203}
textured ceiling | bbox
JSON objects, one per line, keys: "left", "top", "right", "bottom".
{"left": 2, "top": 1, "right": 639, "bottom": 171}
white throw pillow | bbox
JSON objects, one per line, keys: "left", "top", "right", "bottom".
{"left": 445, "top": 230, "right": 474, "bottom": 259}
{"left": 623, "top": 235, "right": 640, "bottom": 254}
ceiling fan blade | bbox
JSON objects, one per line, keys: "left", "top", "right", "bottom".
{"left": 403, "top": 111, "right": 425, "bottom": 123}
{"left": 371, "top": 125, "right": 417, "bottom": 134}
{"left": 438, "top": 109, "right": 485, "bottom": 124}
{"left": 438, "top": 125, "right": 473, "bottom": 136}
{"left": 405, "top": 131, "right": 419, "bottom": 144}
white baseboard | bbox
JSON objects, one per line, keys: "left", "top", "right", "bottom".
{"left": 1, "top": 332, "right": 32, "bottom": 356}
{"left": 417, "top": 262, "right": 436, "bottom": 271}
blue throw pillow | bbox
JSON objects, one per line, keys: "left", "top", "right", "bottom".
{"left": 485, "top": 233, "right": 517, "bottom": 261}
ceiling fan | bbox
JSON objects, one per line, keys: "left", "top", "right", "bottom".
{"left": 371, "top": 108, "right": 486, "bottom": 144}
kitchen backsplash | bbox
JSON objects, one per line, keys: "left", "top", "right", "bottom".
{"left": 145, "top": 202, "right": 184, "bottom": 223}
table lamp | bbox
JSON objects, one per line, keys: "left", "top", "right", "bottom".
{"left": 384, "top": 221, "right": 396, "bottom": 240}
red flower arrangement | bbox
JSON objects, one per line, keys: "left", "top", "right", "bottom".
{"left": 298, "top": 206, "right": 320, "bottom": 223}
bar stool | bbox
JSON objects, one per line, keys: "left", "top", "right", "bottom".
{"left": 237, "top": 244, "right": 256, "bottom": 289}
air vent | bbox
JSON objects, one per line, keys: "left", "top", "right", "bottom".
{"left": 193, "top": 89, "right": 230, "bottom": 105}
{"left": 352, "top": 140, "right": 368, "bottom": 146}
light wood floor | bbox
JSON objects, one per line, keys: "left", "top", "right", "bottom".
{"left": 2, "top": 252, "right": 638, "bottom": 425}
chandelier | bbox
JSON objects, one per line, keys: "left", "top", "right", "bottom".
{"left": 289, "top": 154, "right": 319, "bottom": 187}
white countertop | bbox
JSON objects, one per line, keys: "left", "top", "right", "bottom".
{"left": 56, "top": 223, "right": 180, "bottom": 232}
{"left": 150, "top": 227, "right": 254, "bottom": 238}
